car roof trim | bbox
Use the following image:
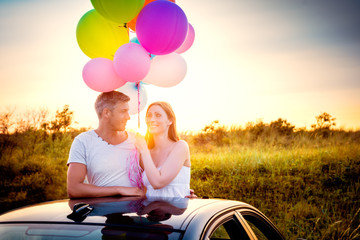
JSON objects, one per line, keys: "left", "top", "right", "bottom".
{"left": 0, "top": 221, "right": 185, "bottom": 233}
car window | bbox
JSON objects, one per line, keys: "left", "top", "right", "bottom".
{"left": 244, "top": 220, "right": 268, "bottom": 240}
{"left": 239, "top": 212, "right": 284, "bottom": 240}
{"left": 209, "top": 217, "right": 251, "bottom": 240}
{"left": 210, "top": 224, "right": 230, "bottom": 239}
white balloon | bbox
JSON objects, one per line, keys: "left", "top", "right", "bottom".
{"left": 117, "top": 82, "right": 147, "bottom": 115}
{"left": 142, "top": 53, "right": 187, "bottom": 88}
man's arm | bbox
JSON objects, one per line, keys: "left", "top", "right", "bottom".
{"left": 67, "top": 163, "right": 144, "bottom": 199}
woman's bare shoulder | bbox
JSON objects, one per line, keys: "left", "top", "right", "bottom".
{"left": 175, "top": 140, "right": 189, "bottom": 147}
{"left": 173, "top": 140, "right": 189, "bottom": 153}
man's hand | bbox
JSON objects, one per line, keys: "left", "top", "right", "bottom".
{"left": 119, "top": 186, "right": 146, "bottom": 197}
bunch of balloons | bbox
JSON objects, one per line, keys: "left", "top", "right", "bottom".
{"left": 77, "top": 0, "right": 195, "bottom": 114}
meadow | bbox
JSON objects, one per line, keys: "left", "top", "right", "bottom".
{"left": 0, "top": 106, "right": 359, "bottom": 240}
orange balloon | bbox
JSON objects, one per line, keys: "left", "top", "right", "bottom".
{"left": 128, "top": 0, "right": 176, "bottom": 31}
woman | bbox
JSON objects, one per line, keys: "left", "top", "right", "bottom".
{"left": 135, "top": 101, "right": 191, "bottom": 198}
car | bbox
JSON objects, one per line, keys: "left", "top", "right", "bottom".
{"left": 0, "top": 196, "right": 285, "bottom": 239}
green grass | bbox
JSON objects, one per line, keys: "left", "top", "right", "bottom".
{"left": 188, "top": 131, "right": 360, "bottom": 240}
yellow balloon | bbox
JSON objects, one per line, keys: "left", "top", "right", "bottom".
{"left": 76, "top": 9, "right": 129, "bottom": 60}
{"left": 91, "top": 0, "right": 145, "bottom": 24}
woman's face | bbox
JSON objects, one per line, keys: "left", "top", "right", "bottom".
{"left": 145, "top": 105, "right": 172, "bottom": 135}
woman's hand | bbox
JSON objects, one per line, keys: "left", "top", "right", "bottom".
{"left": 134, "top": 133, "right": 148, "bottom": 154}
{"left": 185, "top": 189, "right": 198, "bottom": 198}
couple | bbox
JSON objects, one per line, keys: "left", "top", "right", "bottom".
{"left": 67, "top": 91, "right": 192, "bottom": 199}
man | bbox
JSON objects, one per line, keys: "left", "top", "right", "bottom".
{"left": 67, "top": 91, "right": 144, "bottom": 198}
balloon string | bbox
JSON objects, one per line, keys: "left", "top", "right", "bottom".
{"left": 127, "top": 148, "right": 144, "bottom": 190}
{"left": 137, "top": 82, "right": 140, "bottom": 129}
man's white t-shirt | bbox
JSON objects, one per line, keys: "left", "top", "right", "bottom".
{"left": 67, "top": 130, "right": 136, "bottom": 187}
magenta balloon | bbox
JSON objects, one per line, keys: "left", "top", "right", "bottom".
{"left": 82, "top": 58, "right": 126, "bottom": 92}
{"left": 136, "top": 0, "right": 188, "bottom": 55}
{"left": 175, "top": 23, "right": 195, "bottom": 54}
{"left": 113, "top": 43, "right": 151, "bottom": 83}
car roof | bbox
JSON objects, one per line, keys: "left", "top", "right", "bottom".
{"left": 0, "top": 197, "right": 252, "bottom": 232}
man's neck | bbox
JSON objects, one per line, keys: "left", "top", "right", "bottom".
{"left": 95, "top": 127, "right": 127, "bottom": 145}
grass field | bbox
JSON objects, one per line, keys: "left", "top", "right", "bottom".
{"left": 189, "top": 141, "right": 360, "bottom": 239}
{"left": 185, "top": 121, "right": 360, "bottom": 239}
{"left": 0, "top": 108, "right": 359, "bottom": 239}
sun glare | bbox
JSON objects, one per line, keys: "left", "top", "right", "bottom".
{"left": 126, "top": 116, "right": 147, "bottom": 136}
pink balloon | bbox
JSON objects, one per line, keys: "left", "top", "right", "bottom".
{"left": 136, "top": 1, "right": 188, "bottom": 55}
{"left": 113, "top": 43, "right": 151, "bottom": 83}
{"left": 142, "top": 53, "right": 187, "bottom": 88}
{"left": 82, "top": 58, "right": 126, "bottom": 92}
{"left": 175, "top": 23, "right": 195, "bottom": 54}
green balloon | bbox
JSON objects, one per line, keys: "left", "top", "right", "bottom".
{"left": 76, "top": 9, "right": 129, "bottom": 60}
{"left": 91, "top": 0, "right": 145, "bottom": 24}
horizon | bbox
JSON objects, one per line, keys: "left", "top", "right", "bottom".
{"left": 1, "top": 104, "right": 358, "bottom": 135}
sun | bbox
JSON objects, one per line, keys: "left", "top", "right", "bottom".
{"left": 126, "top": 118, "right": 147, "bottom": 136}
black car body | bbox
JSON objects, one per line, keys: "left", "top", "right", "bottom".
{"left": 0, "top": 197, "right": 285, "bottom": 239}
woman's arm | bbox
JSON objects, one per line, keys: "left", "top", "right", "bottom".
{"left": 135, "top": 136, "right": 190, "bottom": 189}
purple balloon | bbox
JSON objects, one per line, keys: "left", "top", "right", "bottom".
{"left": 136, "top": 0, "right": 188, "bottom": 55}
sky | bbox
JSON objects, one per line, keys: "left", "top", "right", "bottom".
{"left": 1, "top": 0, "right": 360, "bottom": 133}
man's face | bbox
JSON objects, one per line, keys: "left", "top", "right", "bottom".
{"left": 108, "top": 102, "right": 130, "bottom": 131}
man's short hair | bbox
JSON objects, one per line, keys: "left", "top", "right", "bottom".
{"left": 95, "top": 91, "right": 130, "bottom": 118}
